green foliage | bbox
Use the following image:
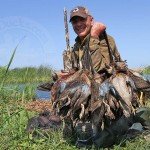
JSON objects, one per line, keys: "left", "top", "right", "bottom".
{"left": 0, "top": 46, "right": 149, "bottom": 149}
{"left": 0, "top": 65, "right": 53, "bottom": 84}
{"left": 142, "top": 66, "right": 150, "bottom": 74}
{"left": 0, "top": 85, "right": 150, "bottom": 150}
{"left": 0, "top": 43, "right": 53, "bottom": 84}
{"left": 113, "top": 133, "right": 150, "bottom": 150}
{"left": 0, "top": 86, "right": 77, "bottom": 150}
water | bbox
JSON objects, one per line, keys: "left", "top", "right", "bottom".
{"left": 4, "top": 83, "right": 51, "bottom": 100}
{"left": 35, "top": 90, "right": 50, "bottom": 100}
{"left": 142, "top": 74, "right": 150, "bottom": 82}
{"left": 35, "top": 74, "right": 150, "bottom": 100}
{"left": 4, "top": 73, "right": 150, "bottom": 101}
{"left": 18, "top": 83, "right": 51, "bottom": 100}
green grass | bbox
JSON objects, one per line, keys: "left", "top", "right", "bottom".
{"left": 0, "top": 87, "right": 77, "bottom": 150}
{"left": 0, "top": 48, "right": 149, "bottom": 149}
{"left": 142, "top": 65, "right": 150, "bottom": 74}
{"left": 0, "top": 65, "right": 53, "bottom": 84}
{"left": 0, "top": 47, "right": 77, "bottom": 149}
{"left": 0, "top": 80, "right": 149, "bottom": 150}
{"left": 0, "top": 90, "right": 149, "bottom": 150}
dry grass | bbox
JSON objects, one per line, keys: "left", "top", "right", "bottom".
{"left": 24, "top": 100, "right": 53, "bottom": 113}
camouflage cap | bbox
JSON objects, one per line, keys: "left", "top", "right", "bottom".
{"left": 69, "top": 6, "right": 91, "bottom": 22}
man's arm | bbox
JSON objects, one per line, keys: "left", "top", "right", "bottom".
{"left": 89, "top": 34, "right": 125, "bottom": 74}
{"left": 91, "top": 22, "right": 122, "bottom": 62}
{"left": 91, "top": 22, "right": 106, "bottom": 39}
{"left": 108, "top": 35, "right": 122, "bottom": 62}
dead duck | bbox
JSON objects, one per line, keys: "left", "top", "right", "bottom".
{"left": 37, "top": 82, "right": 54, "bottom": 91}
{"left": 26, "top": 111, "right": 62, "bottom": 133}
{"left": 52, "top": 70, "right": 91, "bottom": 117}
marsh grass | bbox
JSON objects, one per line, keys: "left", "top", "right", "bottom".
{"left": 0, "top": 92, "right": 77, "bottom": 150}
{"left": 0, "top": 82, "right": 149, "bottom": 150}
{"left": 142, "top": 66, "right": 150, "bottom": 74}
{"left": 0, "top": 65, "right": 53, "bottom": 84}
{"left": 0, "top": 48, "right": 150, "bottom": 149}
{"left": 0, "top": 80, "right": 76, "bottom": 150}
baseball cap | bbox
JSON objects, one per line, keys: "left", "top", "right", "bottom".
{"left": 69, "top": 6, "right": 91, "bottom": 22}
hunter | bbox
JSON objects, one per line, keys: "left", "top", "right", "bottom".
{"left": 60, "top": 6, "right": 150, "bottom": 148}
{"left": 35, "top": 6, "right": 150, "bottom": 148}
{"left": 70, "top": 6, "right": 122, "bottom": 72}
{"left": 53, "top": 6, "right": 131, "bottom": 147}
{"left": 58, "top": 6, "right": 123, "bottom": 78}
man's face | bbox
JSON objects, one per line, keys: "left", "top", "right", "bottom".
{"left": 71, "top": 16, "right": 93, "bottom": 39}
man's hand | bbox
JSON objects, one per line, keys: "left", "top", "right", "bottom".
{"left": 54, "top": 70, "right": 70, "bottom": 79}
{"left": 91, "top": 22, "right": 106, "bottom": 38}
{"left": 54, "top": 69, "right": 77, "bottom": 80}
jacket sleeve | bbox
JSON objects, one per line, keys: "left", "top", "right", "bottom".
{"left": 89, "top": 35, "right": 122, "bottom": 72}
{"left": 108, "top": 35, "right": 122, "bottom": 62}
{"left": 63, "top": 49, "right": 73, "bottom": 71}
{"left": 89, "top": 37, "right": 106, "bottom": 72}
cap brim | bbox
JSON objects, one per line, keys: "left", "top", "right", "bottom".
{"left": 69, "top": 13, "right": 88, "bottom": 22}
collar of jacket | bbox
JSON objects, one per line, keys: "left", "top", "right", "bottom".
{"left": 75, "top": 33, "right": 91, "bottom": 47}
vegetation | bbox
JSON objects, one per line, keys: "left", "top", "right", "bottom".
{"left": 0, "top": 49, "right": 149, "bottom": 149}
{"left": 0, "top": 51, "right": 66, "bottom": 149}
{"left": 0, "top": 83, "right": 76, "bottom": 150}
{"left": 0, "top": 71, "right": 149, "bottom": 150}
{"left": 142, "top": 65, "right": 150, "bottom": 74}
{"left": 0, "top": 82, "right": 150, "bottom": 149}
{"left": 0, "top": 65, "right": 53, "bottom": 84}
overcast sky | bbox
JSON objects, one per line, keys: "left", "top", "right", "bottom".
{"left": 0, "top": 0, "right": 149, "bottom": 70}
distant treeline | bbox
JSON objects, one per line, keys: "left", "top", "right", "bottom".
{"left": 0, "top": 65, "right": 149, "bottom": 84}
{"left": 0, "top": 65, "right": 53, "bottom": 84}
{"left": 142, "top": 66, "right": 150, "bottom": 74}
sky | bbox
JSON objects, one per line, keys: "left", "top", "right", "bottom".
{"left": 0, "top": 0, "right": 149, "bottom": 70}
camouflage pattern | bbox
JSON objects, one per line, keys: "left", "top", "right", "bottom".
{"left": 54, "top": 32, "right": 150, "bottom": 148}
{"left": 63, "top": 50, "right": 72, "bottom": 70}
{"left": 63, "top": 8, "right": 72, "bottom": 71}
{"left": 69, "top": 33, "right": 122, "bottom": 73}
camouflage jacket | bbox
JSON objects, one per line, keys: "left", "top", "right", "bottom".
{"left": 64, "top": 33, "right": 122, "bottom": 73}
